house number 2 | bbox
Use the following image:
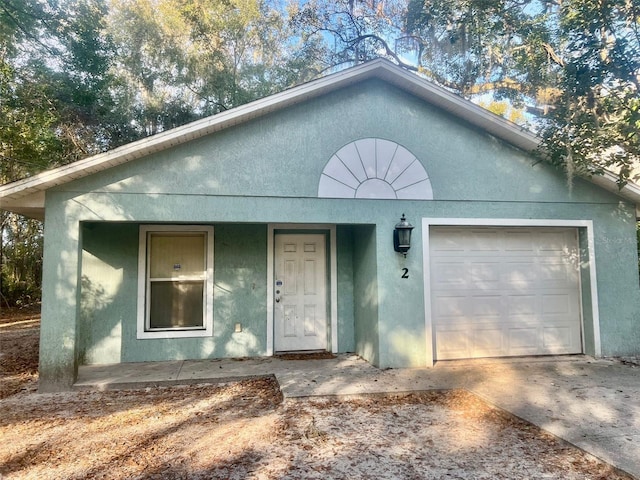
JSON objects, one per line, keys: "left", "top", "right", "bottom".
{"left": 401, "top": 268, "right": 409, "bottom": 279}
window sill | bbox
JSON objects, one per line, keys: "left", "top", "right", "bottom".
{"left": 137, "top": 328, "right": 212, "bottom": 340}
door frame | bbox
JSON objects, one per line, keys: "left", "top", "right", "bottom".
{"left": 267, "top": 224, "right": 337, "bottom": 355}
{"left": 422, "top": 218, "right": 601, "bottom": 367}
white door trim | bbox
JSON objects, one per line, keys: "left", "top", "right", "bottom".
{"left": 422, "top": 218, "right": 600, "bottom": 366}
{"left": 267, "top": 224, "right": 337, "bottom": 355}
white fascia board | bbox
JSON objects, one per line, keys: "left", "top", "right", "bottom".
{"left": 0, "top": 60, "right": 537, "bottom": 202}
{"left": 588, "top": 170, "right": 640, "bottom": 208}
{"left": 0, "top": 191, "right": 45, "bottom": 220}
{"left": 374, "top": 63, "right": 541, "bottom": 152}
{"left": 0, "top": 58, "right": 637, "bottom": 217}
{"left": 0, "top": 61, "right": 383, "bottom": 212}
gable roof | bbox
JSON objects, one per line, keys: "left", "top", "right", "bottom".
{"left": 2, "top": 58, "right": 639, "bottom": 220}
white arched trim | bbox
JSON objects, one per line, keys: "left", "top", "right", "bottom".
{"left": 318, "top": 138, "right": 433, "bottom": 200}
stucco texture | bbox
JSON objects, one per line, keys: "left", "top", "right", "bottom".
{"left": 38, "top": 78, "right": 640, "bottom": 390}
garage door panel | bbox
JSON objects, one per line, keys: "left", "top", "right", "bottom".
{"left": 471, "top": 295, "right": 502, "bottom": 317}
{"left": 433, "top": 262, "right": 508, "bottom": 291}
{"left": 539, "top": 260, "right": 575, "bottom": 282}
{"left": 503, "top": 261, "right": 537, "bottom": 287}
{"left": 542, "top": 293, "right": 572, "bottom": 315}
{"left": 430, "top": 227, "right": 582, "bottom": 360}
{"left": 432, "top": 261, "right": 468, "bottom": 288}
{"left": 436, "top": 327, "right": 505, "bottom": 359}
{"left": 469, "top": 231, "right": 501, "bottom": 251}
{"left": 507, "top": 295, "right": 538, "bottom": 316}
{"left": 543, "top": 326, "right": 574, "bottom": 350}
{"left": 472, "top": 329, "right": 504, "bottom": 353}
{"left": 507, "top": 327, "right": 539, "bottom": 352}
{"left": 436, "top": 329, "right": 470, "bottom": 358}
{"left": 433, "top": 295, "right": 469, "bottom": 322}
{"left": 539, "top": 231, "right": 569, "bottom": 251}
{"left": 470, "top": 262, "right": 501, "bottom": 286}
{"left": 430, "top": 231, "right": 467, "bottom": 252}
{"left": 504, "top": 231, "right": 535, "bottom": 252}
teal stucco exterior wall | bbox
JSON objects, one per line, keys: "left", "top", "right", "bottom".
{"left": 78, "top": 222, "right": 359, "bottom": 367}
{"left": 336, "top": 226, "right": 356, "bottom": 353}
{"left": 79, "top": 223, "right": 269, "bottom": 363}
{"left": 38, "top": 78, "right": 640, "bottom": 391}
{"left": 352, "top": 225, "right": 380, "bottom": 365}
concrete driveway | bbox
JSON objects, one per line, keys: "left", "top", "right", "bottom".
{"left": 76, "top": 354, "right": 640, "bottom": 478}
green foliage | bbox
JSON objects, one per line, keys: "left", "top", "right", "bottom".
{"left": 1, "top": 0, "right": 128, "bottom": 177}
{"left": 405, "top": 0, "right": 558, "bottom": 102}
{"left": 290, "top": 0, "right": 639, "bottom": 185}
{"left": 290, "top": 0, "right": 411, "bottom": 72}
{"left": 106, "top": 0, "right": 317, "bottom": 136}
{"left": 538, "top": 0, "right": 640, "bottom": 186}
{"left": 0, "top": 0, "right": 322, "bottom": 305}
{"left": 0, "top": 0, "right": 638, "bottom": 304}
{"left": 1, "top": 214, "right": 42, "bottom": 307}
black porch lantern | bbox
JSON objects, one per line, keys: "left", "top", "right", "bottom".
{"left": 393, "top": 213, "right": 414, "bottom": 257}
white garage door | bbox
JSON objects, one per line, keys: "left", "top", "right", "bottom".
{"left": 430, "top": 227, "right": 582, "bottom": 360}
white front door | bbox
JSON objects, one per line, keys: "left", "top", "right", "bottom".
{"left": 274, "top": 234, "right": 327, "bottom": 352}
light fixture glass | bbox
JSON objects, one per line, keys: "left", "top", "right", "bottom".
{"left": 393, "top": 213, "right": 414, "bottom": 257}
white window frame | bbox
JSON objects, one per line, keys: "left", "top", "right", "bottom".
{"left": 137, "top": 225, "right": 214, "bottom": 339}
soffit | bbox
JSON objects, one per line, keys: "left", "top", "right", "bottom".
{"left": 1, "top": 59, "right": 637, "bottom": 218}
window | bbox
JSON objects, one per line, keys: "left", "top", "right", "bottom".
{"left": 137, "top": 225, "right": 214, "bottom": 339}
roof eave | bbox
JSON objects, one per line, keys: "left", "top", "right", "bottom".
{"left": 0, "top": 59, "right": 637, "bottom": 218}
{"left": 589, "top": 171, "right": 640, "bottom": 211}
{"left": 0, "top": 60, "right": 389, "bottom": 217}
{"left": 0, "top": 190, "right": 45, "bottom": 220}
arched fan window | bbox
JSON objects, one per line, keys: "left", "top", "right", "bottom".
{"left": 318, "top": 138, "right": 433, "bottom": 199}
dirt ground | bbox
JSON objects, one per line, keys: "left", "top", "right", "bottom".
{"left": 0, "top": 309, "right": 634, "bottom": 480}
{"left": 0, "top": 307, "right": 40, "bottom": 399}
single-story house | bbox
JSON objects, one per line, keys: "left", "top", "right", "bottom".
{"left": 2, "top": 59, "right": 640, "bottom": 392}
